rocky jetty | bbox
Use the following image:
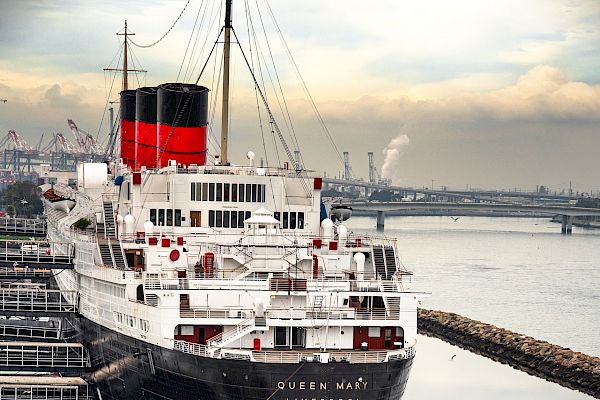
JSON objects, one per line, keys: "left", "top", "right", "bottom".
{"left": 418, "top": 309, "right": 600, "bottom": 399}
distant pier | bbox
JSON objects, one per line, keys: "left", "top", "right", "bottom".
{"left": 418, "top": 309, "right": 600, "bottom": 399}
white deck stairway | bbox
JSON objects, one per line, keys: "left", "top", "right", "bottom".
{"left": 207, "top": 317, "right": 268, "bottom": 355}
{"left": 102, "top": 201, "right": 116, "bottom": 237}
{"left": 378, "top": 278, "right": 401, "bottom": 318}
{"left": 372, "top": 245, "right": 387, "bottom": 279}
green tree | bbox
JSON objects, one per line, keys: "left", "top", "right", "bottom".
{"left": 0, "top": 182, "right": 44, "bottom": 218}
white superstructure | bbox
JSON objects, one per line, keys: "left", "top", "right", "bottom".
{"left": 46, "top": 160, "right": 423, "bottom": 364}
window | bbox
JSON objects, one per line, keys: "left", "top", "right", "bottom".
{"left": 231, "top": 184, "right": 238, "bottom": 202}
{"left": 368, "top": 327, "right": 380, "bottom": 337}
{"left": 298, "top": 212, "right": 304, "bottom": 229}
{"left": 251, "top": 184, "right": 257, "bottom": 202}
{"left": 257, "top": 184, "right": 262, "bottom": 202}
{"left": 283, "top": 212, "right": 289, "bottom": 229}
{"left": 238, "top": 211, "right": 245, "bottom": 228}
{"left": 180, "top": 325, "right": 194, "bottom": 336}
{"left": 223, "top": 211, "right": 230, "bottom": 228}
{"left": 202, "top": 183, "right": 208, "bottom": 201}
{"left": 245, "top": 184, "right": 252, "bottom": 202}
{"left": 209, "top": 210, "right": 215, "bottom": 227}
{"left": 166, "top": 209, "right": 173, "bottom": 226}
{"left": 150, "top": 209, "right": 157, "bottom": 225}
{"left": 275, "top": 327, "right": 287, "bottom": 347}
{"left": 158, "top": 209, "right": 165, "bottom": 226}
{"left": 216, "top": 183, "right": 222, "bottom": 201}
{"left": 275, "top": 327, "right": 305, "bottom": 348}
{"left": 261, "top": 184, "right": 266, "bottom": 202}
{"left": 209, "top": 183, "right": 215, "bottom": 201}
{"left": 175, "top": 209, "right": 182, "bottom": 226}
{"left": 274, "top": 211, "right": 280, "bottom": 222}
{"left": 291, "top": 327, "right": 305, "bottom": 348}
{"left": 216, "top": 211, "right": 223, "bottom": 228}
{"left": 196, "top": 182, "right": 201, "bottom": 200}
{"left": 245, "top": 211, "right": 251, "bottom": 220}
{"left": 191, "top": 183, "right": 196, "bottom": 201}
{"left": 290, "top": 212, "right": 297, "bottom": 229}
{"left": 224, "top": 183, "right": 230, "bottom": 202}
{"left": 231, "top": 211, "right": 238, "bottom": 228}
{"left": 239, "top": 184, "right": 245, "bottom": 202}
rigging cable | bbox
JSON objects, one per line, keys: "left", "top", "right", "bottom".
{"left": 254, "top": 0, "right": 301, "bottom": 154}
{"left": 182, "top": 0, "right": 212, "bottom": 82}
{"left": 187, "top": 0, "right": 225, "bottom": 83}
{"left": 177, "top": 0, "right": 205, "bottom": 82}
{"left": 245, "top": 4, "right": 280, "bottom": 169}
{"left": 232, "top": 27, "right": 311, "bottom": 198}
{"left": 263, "top": 0, "right": 345, "bottom": 171}
{"left": 97, "top": 41, "right": 124, "bottom": 154}
{"left": 245, "top": 0, "right": 277, "bottom": 206}
{"left": 129, "top": 0, "right": 192, "bottom": 48}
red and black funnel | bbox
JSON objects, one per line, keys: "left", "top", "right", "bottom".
{"left": 135, "top": 87, "right": 158, "bottom": 169}
{"left": 119, "top": 90, "right": 136, "bottom": 168}
{"left": 157, "top": 83, "right": 209, "bottom": 168}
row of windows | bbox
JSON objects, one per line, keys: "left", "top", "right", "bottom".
{"left": 209, "top": 210, "right": 252, "bottom": 228}
{"left": 207, "top": 210, "right": 306, "bottom": 229}
{"left": 113, "top": 311, "right": 150, "bottom": 332}
{"left": 367, "top": 327, "right": 404, "bottom": 337}
{"left": 274, "top": 212, "right": 305, "bottom": 230}
{"left": 191, "top": 182, "right": 266, "bottom": 203}
{"left": 95, "top": 280, "right": 126, "bottom": 299}
{"left": 150, "top": 208, "right": 182, "bottom": 227}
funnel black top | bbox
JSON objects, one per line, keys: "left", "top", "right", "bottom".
{"left": 136, "top": 87, "right": 158, "bottom": 124}
{"left": 120, "top": 90, "right": 137, "bottom": 121}
{"left": 157, "top": 83, "right": 209, "bottom": 127}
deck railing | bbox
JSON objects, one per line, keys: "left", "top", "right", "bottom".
{"left": 0, "top": 342, "right": 87, "bottom": 368}
{"left": 178, "top": 306, "right": 404, "bottom": 321}
{"left": 0, "top": 323, "right": 76, "bottom": 340}
{"left": 0, "top": 386, "right": 91, "bottom": 400}
{"left": 0, "top": 289, "right": 76, "bottom": 313}
{"left": 172, "top": 339, "right": 415, "bottom": 364}
{"left": 0, "top": 239, "right": 75, "bottom": 265}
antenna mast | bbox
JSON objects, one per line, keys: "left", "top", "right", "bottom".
{"left": 121, "top": 21, "right": 130, "bottom": 91}
{"left": 104, "top": 21, "right": 146, "bottom": 92}
{"left": 220, "top": 0, "right": 233, "bottom": 165}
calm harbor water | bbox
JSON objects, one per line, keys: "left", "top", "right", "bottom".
{"left": 344, "top": 216, "right": 599, "bottom": 400}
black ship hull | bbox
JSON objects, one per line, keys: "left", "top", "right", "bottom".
{"left": 78, "top": 316, "right": 414, "bottom": 400}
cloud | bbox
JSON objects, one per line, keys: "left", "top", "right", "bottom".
{"left": 1, "top": 60, "right": 599, "bottom": 191}
{"left": 313, "top": 65, "right": 600, "bottom": 189}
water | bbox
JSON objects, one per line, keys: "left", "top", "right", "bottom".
{"left": 344, "top": 216, "right": 600, "bottom": 400}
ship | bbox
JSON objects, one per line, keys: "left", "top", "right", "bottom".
{"left": 43, "top": 2, "right": 425, "bottom": 399}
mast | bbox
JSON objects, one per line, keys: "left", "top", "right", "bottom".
{"left": 105, "top": 21, "right": 145, "bottom": 92}
{"left": 220, "top": 0, "right": 233, "bottom": 165}
{"left": 117, "top": 21, "right": 133, "bottom": 91}
{"left": 123, "top": 22, "right": 129, "bottom": 91}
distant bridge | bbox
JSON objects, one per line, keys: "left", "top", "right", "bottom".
{"left": 342, "top": 201, "right": 600, "bottom": 234}
{"left": 324, "top": 178, "right": 577, "bottom": 203}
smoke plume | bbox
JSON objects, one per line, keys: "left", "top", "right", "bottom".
{"left": 381, "top": 134, "right": 410, "bottom": 183}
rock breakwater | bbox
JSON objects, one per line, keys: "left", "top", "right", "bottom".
{"left": 418, "top": 309, "right": 600, "bottom": 398}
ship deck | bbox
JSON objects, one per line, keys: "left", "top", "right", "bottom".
{"left": 174, "top": 339, "right": 415, "bottom": 364}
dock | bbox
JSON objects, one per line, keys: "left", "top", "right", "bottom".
{"left": 418, "top": 309, "right": 600, "bottom": 399}
{"left": 0, "top": 241, "right": 90, "bottom": 400}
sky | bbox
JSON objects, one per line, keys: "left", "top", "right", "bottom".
{"left": 1, "top": 0, "right": 600, "bottom": 192}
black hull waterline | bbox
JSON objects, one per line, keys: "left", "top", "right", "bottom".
{"left": 78, "top": 317, "right": 413, "bottom": 400}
